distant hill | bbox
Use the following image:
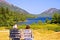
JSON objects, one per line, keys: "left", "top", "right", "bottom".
{"left": 0, "top": 0, "right": 30, "bottom": 14}
{"left": 0, "top": 0, "right": 35, "bottom": 26}
{"left": 0, "top": 0, "right": 35, "bottom": 18}
{"left": 39, "top": 8, "right": 60, "bottom": 17}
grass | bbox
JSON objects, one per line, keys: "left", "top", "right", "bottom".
{"left": 33, "top": 29, "right": 60, "bottom": 40}
{"left": 0, "top": 24, "right": 60, "bottom": 40}
{"left": 18, "top": 24, "right": 60, "bottom": 32}
{"left": 0, "top": 30, "right": 60, "bottom": 40}
{"left": 0, "top": 30, "right": 9, "bottom": 40}
{"left": 0, "top": 27, "right": 7, "bottom": 30}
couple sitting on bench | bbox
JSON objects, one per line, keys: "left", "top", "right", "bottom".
{"left": 10, "top": 24, "right": 33, "bottom": 40}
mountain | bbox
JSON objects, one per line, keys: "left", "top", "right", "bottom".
{"left": 39, "top": 8, "right": 60, "bottom": 17}
{"left": 0, "top": 0, "right": 36, "bottom": 18}
{"left": 0, "top": 0, "right": 35, "bottom": 26}
{"left": 0, "top": 0, "right": 30, "bottom": 14}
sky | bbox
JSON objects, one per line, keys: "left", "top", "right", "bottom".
{"left": 6, "top": 0, "right": 60, "bottom": 14}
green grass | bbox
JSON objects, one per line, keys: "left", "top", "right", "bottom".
{"left": 0, "top": 24, "right": 60, "bottom": 32}
{"left": 18, "top": 24, "right": 60, "bottom": 32}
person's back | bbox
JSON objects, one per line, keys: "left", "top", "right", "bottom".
{"left": 10, "top": 24, "right": 20, "bottom": 40}
{"left": 23, "top": 25, "right": 33, "bottom": 40}
{"left": 10, "top": 28, "right": 20, "bottom": 38}
{"left": 24, "top": 29, "right": 32, "bottom": 38}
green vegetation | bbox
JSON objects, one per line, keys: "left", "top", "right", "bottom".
{"left": 18, "top": 13, "right": 60, "bottom": 32}
{"left": 0, "top": 7, "right": 34, "bottom": 27}
{"left": 18, "top": 24, "right": 60, "bottom": 32}
{"left": 51, "top": 13, "right": 60, "bottom": 24}
{"left": 45, "top": 18, "right": 51, "bottom": 24}
{"left": 0, "top": 8, "right": 60, "bottom": 32}
{"left": 0, "top": 5, "right": 60, "bottom": 32}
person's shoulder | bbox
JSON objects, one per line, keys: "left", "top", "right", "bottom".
{"left": 24, "top": 29, "right": 31, "bottom": 30}
{"left": 24, "top": 29, "right": 32, "bottom": 32}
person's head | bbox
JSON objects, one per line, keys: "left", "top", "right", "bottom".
{"left": 26, "top": 25, "right": 30, "bottom": 29}
{"left": 13, "top": 24, "right": 18, "bottom": 29}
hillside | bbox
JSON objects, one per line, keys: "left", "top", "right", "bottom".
{"left": 0, "top": 0, "right": 35, "bottom": 27}
{"left": 39, "top": 8, "right": 60, "bottom": 17}
{"left": 0, "top": 0, "right": 35, "bottom": 17}
{"left": 0, "top": 0, "right": 29, "bottom": 14}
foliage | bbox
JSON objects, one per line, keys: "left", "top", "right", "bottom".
{"left": 18, "top": 24, "right": 60, "bottom": 32}
{"left": 51, "top": 13, "right": 60, "bottom": 24}
{"left": 38, "top": 20, "right": 43, "bottom": 25}
{"left": 0, "top": 7, "right": 33, "bottom": 27}
{"left": 45, "top": 18, "right": 51, "bottom": 24}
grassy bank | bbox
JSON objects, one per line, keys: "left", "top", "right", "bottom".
{"left": 18, "top": 24, "right": 60, "bottom": 32}
{"left": 0, "top": 24, "right": 60, "bottom": 32}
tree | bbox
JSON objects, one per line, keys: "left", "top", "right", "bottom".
{"left": 0, "top": 7, "right": 33, "bottom": 28}
{"left": 38, "top": 20, "right": 43, "bottom": 25}
{"left": 51, "top": 13, "right": 60, "bottom": 24}
{"left": 45, "top": 18, "right": 51, "bottom": 24}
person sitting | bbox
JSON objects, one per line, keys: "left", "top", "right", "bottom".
{"left": 10, "top": 24, "right": 20, "bottom": 40}
{"left": 23, "top": 25, "right": 33, "bottom": 40}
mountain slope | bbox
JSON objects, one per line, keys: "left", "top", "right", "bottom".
{"left": 39, "top": 8, "right": 60, "bottom": 17}
{"left": 0, "top": 0, "right": 35, "bottom": 18}
{"left": 0, "top": 0, "right": 35, "bottom": 26}
{"left": 0, "top": 0, "right": 29, "bottom": 14}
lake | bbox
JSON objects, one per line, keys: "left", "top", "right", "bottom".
{"left": 18, "top": 17, "right": 52, "bottom": 25}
